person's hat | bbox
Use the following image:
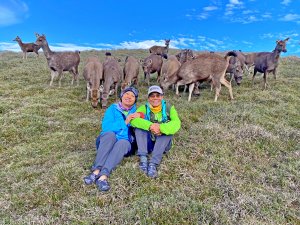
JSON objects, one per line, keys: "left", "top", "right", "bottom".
{"left": 148, "top": 85, "right": 163, "bottom": 96}
{"left": 120, "top": 87, "right": 139, "bottom": 102}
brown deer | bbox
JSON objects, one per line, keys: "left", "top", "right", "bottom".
{"left": 252, "top": 38, "right": 289, "bottom": 89}
{"left": 149, "top": 39, "right": 170, "bottom": 55}
{"left": 122, "top": 56, "right": 139, "bottom": 90}
{"left": 35, "top": 34, "right": 80, "bottom": 87}
{"left": 162, "top": 52, "right": 238, "bottom": 102}
{"left": 101, "top": 53, "right": 122, "bottom": 108}
{"left": 13, "top": 36, "right": 40, "bottom": 59}
{"left": 82, "top": 56, "right": 103, "bottom": 108}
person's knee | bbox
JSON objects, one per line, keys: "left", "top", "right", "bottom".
{"left": 96, "top": 132, "right": 117, "bottom": 150}
{"left": 115, "top": 140, "right": 131, "bottom": 153}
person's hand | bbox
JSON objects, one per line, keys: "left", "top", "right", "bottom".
{"left": 125, "top": 112, "right": 141, "bottom": 124}
{"left": 149, "top": 123, "right": 161, "bottom": 135}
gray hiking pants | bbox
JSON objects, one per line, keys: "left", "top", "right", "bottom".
{"left": 91, "top": 132, "right": 131, "bottom": 177}
{"left": 135, "top": 128, "right": 172, "bottom": 165}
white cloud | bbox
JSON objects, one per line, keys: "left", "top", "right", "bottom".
{"left": 280, "top": 14, "right": 300, "bottom": 21}
{"left": 197, "top": 13, "right": 208, "bottom": 20}
{"left": 281, "top": 0, "right": 291, "bottom": 5}
{"left": 225, "top": 0, "right": 243, "bottom": 16}
{"left": 0, "top": 1, "right": 28, "bottom": 26}
{"left": 262, "top": 13, "right": 272, "bottom": 19}
{"left": 203, "top": 6, "right": 218, "bottom": 11}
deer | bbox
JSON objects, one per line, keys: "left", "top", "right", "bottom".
{"left": 82, "top": 56, "right": 103, "bottom": 108}
{"left": 162, "top": 51, "right": 238, "bottom": 102}
{"left": 13, "top": 36, "right": 40, "bottom": 59}
{"left": 101, "top": 53, "right": 122, "bottom": 108}
{"left": 35, "top": 34, "right": 80, "bottom": 87}
{"left": 149, "top": 39, "right": 170, "bottom": 55}
{"left": 252, "top": 38, "right": 289, "bottom": 89}
{"left": 122, "top": 56, "right": 139, "bottom": 90}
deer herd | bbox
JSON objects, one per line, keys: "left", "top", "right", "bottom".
{"left": 13, "top": 33, "right": 290, "bottom": 108}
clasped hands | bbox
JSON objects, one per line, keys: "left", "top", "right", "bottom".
{"left": 149, "top": 123, "right": 162, "bottom": 136}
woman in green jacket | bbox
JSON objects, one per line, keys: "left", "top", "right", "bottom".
{"left": 130, "top": 85, "right": 181, "bottom": 178}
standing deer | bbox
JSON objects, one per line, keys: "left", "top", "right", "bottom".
{"left": 252, "top": 38, "right": 289, "bottom": 89}
{"left": 149, "top": 39, "right": 170, "bottom": 55}
{"left": 13, "top": 36, "right": 40, "bottom": 59}
{"left": 35, "top": 34, "right": 80, "bottom": 87}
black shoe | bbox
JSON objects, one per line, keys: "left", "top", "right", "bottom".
{"left": 84, "top": 173, "right": 100, "bottom": 185}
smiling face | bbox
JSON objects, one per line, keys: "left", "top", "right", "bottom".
{"left": 148, "top": 92, "right": 163, "bottom": 107}
{"left": 121, "top": 91, "right": 136, "bottom": 108}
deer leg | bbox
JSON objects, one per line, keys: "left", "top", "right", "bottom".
{"left": 188, "top": 83, "right": 195, "bottom": 102}
{"left": 220, "top": 77, "right": 233, "bottom": 100}
{"left": 273, "top": 69, "right": 277, "bottom": 80}
{"left": 263, "top": 72, "right": 267, "bottom": 90}
{"left": 193, "top": 82, "right": 200, "bottom": 95}
{"left": 49, "top": 70, "right": 58, "bottom": 86}
{"left": 114, "top": 82, "right": 119, "bottom": 102}
{"left": 86, "top": 83, "right": 90, "bottom": 101}
{"left": 252, "top": 69, "right": 258, "bottom": 87}
{"left": 156, "top": 70, "right": 161, "bottom": 83}
{"left": 70, "top": 68, "right": 79, "bottom": 86}
{"left": 58, "top": 72, "right": 64, "bottom": 88}
{"left": 214, "top": 81, "right": 222, "bottom": 102}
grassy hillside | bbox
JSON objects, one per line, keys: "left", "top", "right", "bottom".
{"left": 0, "top": 50, "right": 299, "bottom": 224}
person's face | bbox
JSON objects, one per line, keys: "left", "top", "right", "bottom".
{"left": 148, "top": 92, "right": 163, "bottom": 107}
{"left": 121, "top": 91, "right": 136, "bottom": 108}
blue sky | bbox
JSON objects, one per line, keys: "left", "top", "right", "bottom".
{"left": 0, "top": 0, "right": 300, "bottom": 56}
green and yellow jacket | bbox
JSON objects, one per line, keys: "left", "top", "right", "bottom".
{"left": 130, "top": 100, "right": 181, "bottom": 135}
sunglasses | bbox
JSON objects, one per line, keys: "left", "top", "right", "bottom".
{"left": 149, "top": 93, "right": 162, "bottom": 98}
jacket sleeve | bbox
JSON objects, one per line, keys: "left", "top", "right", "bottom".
{"left": 159, "top": 105, "right": 181, "bottom": 135}
{"left": 130, "top": 105, "right": 153, "bottom": 131}
{"left": 101, "top": 105, "right": 125, "bottom": 133}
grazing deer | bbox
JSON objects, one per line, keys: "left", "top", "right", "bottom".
{"left": 35, "top": 34, "right": 80, "bottom": 87}
{"left": 122, "top": 56, "right": 139, "bottom": 90}
{"left": 252, "top": 38, "right": 289, "bottom": 89}
{"left": 149, "top": 39, "right": 170, "bottom": 55}
{"left": 13, "top": 36, "right": 40, "bottom": 59}
{"left": 101, "top": 53, "right": 122, "bottom": 108}
{"left": 82, "top": 56, "right": 103, "bottom": 108}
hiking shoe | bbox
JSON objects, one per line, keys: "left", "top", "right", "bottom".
{"left": 139, "top": 162, "right": 148, "bottom": 174}
{"left": 147, "top": 163, "right": 158, "bottom": 178}
{"left": 96, "top": 179, "right": 110, "bottom": 192}
{"left": 84, "top": 173, "right": 100, "bottom": 185}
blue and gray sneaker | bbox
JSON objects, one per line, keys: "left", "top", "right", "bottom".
{"left": 139, "top": 156, "right": 148, "bottom": 174}
{"left": 84, "top": 173, "right": 100, "bottom": 185}
{"left": 139, "top": 162, "right": 148, "bottom": 174}
{"left": 147, "top": 163, "right": 158, "bottom": 178}
{"left": 96, "top": 179, "right": 110, "bottom": 192}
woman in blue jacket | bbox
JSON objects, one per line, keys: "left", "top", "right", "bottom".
{"left": 84, "top": 87, "right": 140, "bottom": 191}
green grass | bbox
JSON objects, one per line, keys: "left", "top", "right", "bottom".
{"left": 0, "top": 50, "right": 299, "bottom": 224}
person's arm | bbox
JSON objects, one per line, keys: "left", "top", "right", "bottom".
{"left": 159, "top": 106, "right": 181, "bottom": 135}
{"left": 130, "top": 105, "right": 153, "bottom": 131}
{"left": 101, "top": 105, "right": 125, "bottom": 133}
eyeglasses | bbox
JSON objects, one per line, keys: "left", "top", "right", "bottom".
{"left": 149, "top": 93, "right": 162, "bottom": 98}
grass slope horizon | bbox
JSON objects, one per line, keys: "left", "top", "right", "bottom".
{"left": 0, "top": 50, "right": 299, "bottom": 224}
